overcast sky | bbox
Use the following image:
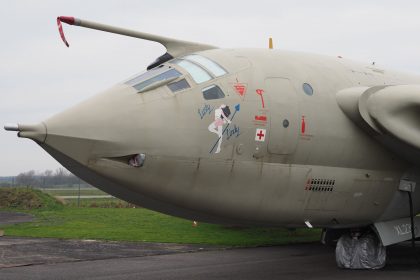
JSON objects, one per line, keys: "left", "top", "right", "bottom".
{"left": 1, "top": 0, "right": 420, "bottom": 176}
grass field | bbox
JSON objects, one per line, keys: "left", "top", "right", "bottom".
{"left": 3, "top": 208, "right": 321, "bottom": 246}
{"left": 41, "top": 188, "right": 108, "bottom": 197}
{"left": 1, "top": 188, "right": 321, "bottom": 246}
{"left": 63, "top": 197, "right": 126, "bottom": 208}
{"left": 39, "top": 187, "right": 131, "bottom": 208}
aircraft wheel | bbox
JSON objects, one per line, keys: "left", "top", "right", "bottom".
{"left": 335, "top": 231, "right": 386, "bottom": 269}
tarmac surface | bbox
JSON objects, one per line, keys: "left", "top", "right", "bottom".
{"left": 0, "top": 237, "right": 419, "bottom": 280}
{"left": 0, "top": 212, "right": 33, "bottom": 226}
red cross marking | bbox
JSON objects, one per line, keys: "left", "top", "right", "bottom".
{"left": 257, "top": 130, "right": 265, "bottom": 140}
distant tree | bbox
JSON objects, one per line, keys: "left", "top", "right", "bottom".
{"left": 68, "top": 173, "right": 80, "bottom": 185}
{"left": 55, "top": 167, "right": 67, "bottom": 178}
{"left": 44, "top": 170, "right": 53, "bottom": 177}
{"left": 16, "top": 170, "right": 38, "bottom": 187}
{"left": 41, "top": 170, "right": 53, "bottom": 187}
{"left": 52, "top": 168, "right": 66, "bottom": 185}
{"left": 13, "top": 168, "right": 89, "bottom": 188}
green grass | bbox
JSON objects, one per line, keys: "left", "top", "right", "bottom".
{"left": 2, "top": 207, "right": 321, "bottom": 246}
{"left": 0, "top": 188, "right": 321, "bottom": 246}
{"left": 0, "top": 188, "right": 63, "bottom": 210}
{"left": 64, "top": 197, "right": 134, "bottom": 208}
{"left": 41, "top": 188, "right": 108, "bottom": 196}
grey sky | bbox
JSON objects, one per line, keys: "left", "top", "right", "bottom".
{"left": 1, "top": 0, "right": 420, "bottom": 175}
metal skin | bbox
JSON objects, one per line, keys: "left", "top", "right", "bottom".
{"left": 6, "top": 19, "right": 420, "bottom": 232}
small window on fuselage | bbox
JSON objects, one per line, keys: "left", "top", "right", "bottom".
{"left": 202, "top": 85, "right": 225, "bottom": 100}
{"left": 303, "top": 83, "right": 314, "bottom": 96}
{"left": 168, "top": 79, "right": 190, "bottom": 93}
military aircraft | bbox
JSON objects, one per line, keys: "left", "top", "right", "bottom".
{"left": 5, "top": 16, "right": 420, "bottom": 269}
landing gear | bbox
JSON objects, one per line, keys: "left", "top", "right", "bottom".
{"left": 335, "top": 231, "right": 386, "bottom": 269}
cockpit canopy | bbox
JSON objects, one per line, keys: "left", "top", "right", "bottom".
{"left": 126, "top": 65, "right": 182, "bottom": 92}
{"left": 125, "top": 54, "right": 227, "bottom": 94}
{"left": 173, "top": 54, "right": 227, "bottom": 83}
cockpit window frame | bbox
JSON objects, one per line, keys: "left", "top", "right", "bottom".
{"left": 170, "top": 54, "right": 228, "bottom": 85}
{"left": 182, "top": 55, "right": 227, "bottom": 78}
{"left": 125, "top": 65, "right": 182, "bottom": 93}
{"left": 171, "top": 59, "right": 212, "bottom": 84}
{"left": 125, "top": 64, "right": 168, "bottom": 87}
{"left": 167, "top": 78, "right": 191, "bottom": 93}
{"left": 124, "top": 54, "right": 229, "bottom": 96}
{"left": 202, "top": 84, "right": 226, "bottom": 100}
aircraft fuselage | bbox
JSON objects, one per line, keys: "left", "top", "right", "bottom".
{"left": 28, "top": 49, "right": 420, "bottom": 228}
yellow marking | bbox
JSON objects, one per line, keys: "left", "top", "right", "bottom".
{"left": 269, "top": 37, "right": 273, "bottom": 49}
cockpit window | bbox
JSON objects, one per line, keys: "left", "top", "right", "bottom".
{"left": 183, "top": 55, "right": 227, "bottom": 77}
{"left": 202, "top": 85, "right": 225, "bottom": 100}
{"left": 171, "top": 55, "right": 228, "bottom": 85}
{"left": 125, "top": 54, "right": 228, "bottom": 94}
{"left": 168, "top": 79, "right": 190, "bottom": 93}
{"left": 172, "top": 59, "right": 211, "bottom": 84}
{"left": 126, "top": 65, "right": 166, "bottom": 86}
{"left": 125, "top": 66, "right": 182, "bottom": 92}
{"left": 133, "top": 68, "right": 181, "bottom": 92}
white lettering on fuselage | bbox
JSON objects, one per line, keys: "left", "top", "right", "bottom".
{"left": 394, "top": 224, "right": 418, "bottom": 236}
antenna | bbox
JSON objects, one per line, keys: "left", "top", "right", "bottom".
{"left": 56, "top": 16, "right": 216, "bottom": 58}
{"left": 269, "top": 37, "right": 273, "bottom": 49}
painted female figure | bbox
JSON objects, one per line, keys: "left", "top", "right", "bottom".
{"left": 208, "top": 104, "right": 231, "bottom": 153}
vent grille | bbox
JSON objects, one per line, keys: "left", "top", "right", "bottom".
{"left": 305, "top": 178, "right": 335, "bottom": 192}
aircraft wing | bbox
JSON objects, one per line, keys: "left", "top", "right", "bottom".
{"left": 337, "top": 85, "right": 420, "bottom": 164}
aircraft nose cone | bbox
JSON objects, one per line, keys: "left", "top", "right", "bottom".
{"left": 39, "top": 84, "right": 140, "bottom": 165}
{"left": 4, "top": 122, "right": 47, "bottom": 143}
